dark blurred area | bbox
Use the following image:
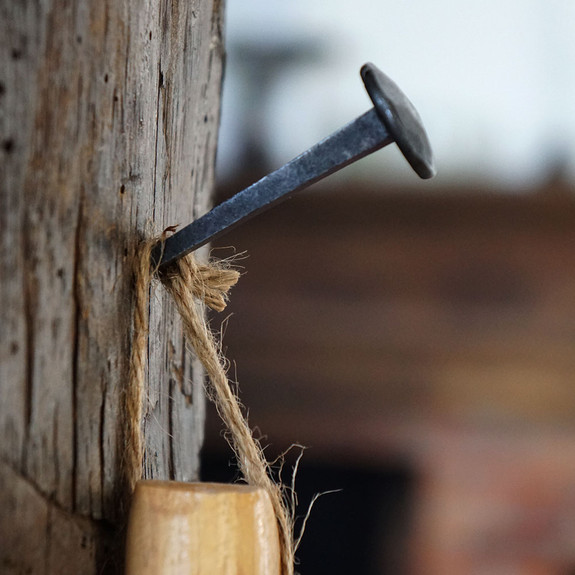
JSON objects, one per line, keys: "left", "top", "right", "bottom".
{"left": 203, "top": 449, "right": 414, "bottom": 574}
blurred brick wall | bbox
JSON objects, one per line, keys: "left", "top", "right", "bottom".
{"left": 210, "top": 188, "right": 575, "bottom": 573}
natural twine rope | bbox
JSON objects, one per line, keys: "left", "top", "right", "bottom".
{"left": 125, "top": 238, "right": 295, "bottom": 575}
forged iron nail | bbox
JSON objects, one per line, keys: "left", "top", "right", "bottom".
{"left": 152, "top": 62, "right": 435, "bottom": 269}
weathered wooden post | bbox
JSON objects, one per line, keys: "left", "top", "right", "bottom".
{"left": 0, "top": 0, "right": 224, "bottom": 571}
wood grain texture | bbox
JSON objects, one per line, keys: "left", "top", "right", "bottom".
{"left": 0, "top": 0, "right": 224, "bottom": 571}
{"left": 125, "top": 481, "right": 281, "bottom": 575}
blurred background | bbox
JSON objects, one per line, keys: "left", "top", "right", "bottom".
{"left": 202, "top": 1, "right": 575, "bottom": 573}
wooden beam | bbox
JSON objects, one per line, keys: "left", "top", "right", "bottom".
{"left": 1, "top": 0, "right": 224, "bottom": 571}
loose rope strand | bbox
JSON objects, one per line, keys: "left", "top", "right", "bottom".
{"left": 125, "top": 239, "right": 155, "bottom": 493}
{"left": 126, "top": 239, "right": 295, "bottom": 575}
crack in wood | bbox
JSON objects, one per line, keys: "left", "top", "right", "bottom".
{"left": 99, "top": 372, "right": 107, "bottom": 514}
{"left": 1, "top": 456, "right": 76, "bottom": 518}
{"left": 22, "top": 211, "right": 36, "bottom": 457}
{"left": 71, "top": 197, "right": 84, "bottom": 512}
{"left": 168, "top": 378, "right": 176, "bottom": 479}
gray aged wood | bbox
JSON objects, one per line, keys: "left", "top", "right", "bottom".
{"left": 0, "top": 0, "right": 225, "bottom": 571}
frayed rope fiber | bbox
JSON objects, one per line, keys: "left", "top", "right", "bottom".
{"left": 125, "top": 238, "right": 295, "bottom": 575}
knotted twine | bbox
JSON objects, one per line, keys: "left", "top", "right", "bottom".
{"left": 125, "top": 238, "right": 295, "bottom": 575}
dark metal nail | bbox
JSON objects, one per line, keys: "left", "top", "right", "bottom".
{"left": 152, "top": 62, "right": 435, "bottom": 269}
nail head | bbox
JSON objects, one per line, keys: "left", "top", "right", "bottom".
{"left": 361, "top": 63, "right": 436, "bottom": 179}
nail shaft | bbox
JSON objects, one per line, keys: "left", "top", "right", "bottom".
{"left": 153, "top": 108, "right": 392, "bottom": 269}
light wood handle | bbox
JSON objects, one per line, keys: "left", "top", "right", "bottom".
{"left": 125, "top": 481, "right": 281, "bottom": 575}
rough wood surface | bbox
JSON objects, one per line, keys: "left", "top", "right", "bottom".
{"left": 0, "top": 0, "right": 225, "bottom": 571}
